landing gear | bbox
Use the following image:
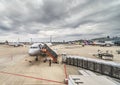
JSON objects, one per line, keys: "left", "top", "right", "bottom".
{"left": 35, "top": 56, "right": 38, "bottom": 61}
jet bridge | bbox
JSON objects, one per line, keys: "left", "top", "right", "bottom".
{"left": 42, "top": 44, "right": 58, "bottom": 63}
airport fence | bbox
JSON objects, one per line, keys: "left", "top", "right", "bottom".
{"left": 62, "top": 55, "right": 120, "bottom": 79}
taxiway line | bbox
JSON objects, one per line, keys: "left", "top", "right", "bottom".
{"left": 64, "top": 64, "right": 68, "bottom": 78}
{"left": 0, "top": 71, "right": 65, "bottom": 84}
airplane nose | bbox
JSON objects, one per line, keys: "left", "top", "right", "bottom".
{"left": 28, "top": 49, "right": 40, "bottom": 56}
{"left": 28, "top": 50, "right": 35, "bottom": 56}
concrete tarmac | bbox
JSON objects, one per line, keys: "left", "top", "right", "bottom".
{"left": 0, "top": 44, "right": 119, "bottom": 85}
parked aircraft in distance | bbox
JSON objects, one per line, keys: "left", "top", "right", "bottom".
{"left": 93, "top": 41, "right": 114, "bottom": 47}
{"left": 8, "top": 42, "right": 24, "bottom": 47}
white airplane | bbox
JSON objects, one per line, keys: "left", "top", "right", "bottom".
{"left": 28, "top": 43, "right": 45, "bottom": 61}
{"left": 28, "top": 42, "right": 59, "bottom": 63}
{"left": 93, "top": 41, "right": 114, "bottom": 47}
{"left": 93, "top": 42, "right": 105, "bottom": 46}
{"left": 8, "top": 42, "right": 24, "bottom": 47}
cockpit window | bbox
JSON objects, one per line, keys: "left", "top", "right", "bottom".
{"left": 30, "top": 47, "right": 38, "bottom": 48}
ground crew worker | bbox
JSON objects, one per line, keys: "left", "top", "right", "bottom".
{"left": 82, "top": 43, "right": 85, "bottom": 47}
{"left": 49, "top": 59, "right": 51, "bottom": 66}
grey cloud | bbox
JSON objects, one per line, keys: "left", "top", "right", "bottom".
{"left": 0, "top": 25, "right": 10, "bottom": 31}
{"left": 66, "top": 32, "right": 104, "bottom": 37}
{"left": 0, "top": 0, "right": 69, "bottom": 32}
{"left": 39, "top": 0, "right": 69, "bottom": 24}
{"left": 63, "top": 1, "right": 120, "bottom": 28}
{"left": 0, "top": 0, "right": 120, "bottom": 41}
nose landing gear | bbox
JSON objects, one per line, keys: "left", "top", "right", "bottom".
{"left": 35, "top": 56, "right": 38, "bottom": 61}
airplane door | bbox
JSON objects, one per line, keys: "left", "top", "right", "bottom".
{"left": 39, "top": 44, "right": 42, "bottom": 49}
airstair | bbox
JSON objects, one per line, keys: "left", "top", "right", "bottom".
{"left": 42, "top": 44, "right": 58, "bottom": 63}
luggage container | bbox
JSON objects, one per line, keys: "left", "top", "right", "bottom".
{"left": 62, "top": 53, "right": 67, "bottom": 63}
{"left": 87, "top": 59, "right": 95, "bottom": 71}
{"left": 111, "top": 64, "right": 120, "bottom": 79}
{"left": 102, "top": 62, "right": 113, "bottom": 76}
{"left": 68, "top": 57, "right": 71, "bottom": 65}
{"left": 73, "top": 56, "right": 78, "bottom": 66}
{"left": 94, "top": 62, "right": 102, "bottom": 73}
{"left": 82, "top": 58, "right": 88, "bottom": 69}
{"left": 77, "top": 57, "right": 83, "bottom": 67}
{"left": 70, "top": 57, "right": 74, "bottom": 65}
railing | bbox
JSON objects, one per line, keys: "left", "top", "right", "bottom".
{"left": 43, "top": 44, "right": 58, "bottom": 62}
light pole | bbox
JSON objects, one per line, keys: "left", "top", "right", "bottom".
{"left": 30, "top": 38, "right": 32, "bottom": 44}
{"left": 50, "top": 35, "right": 52, "bottom": 43}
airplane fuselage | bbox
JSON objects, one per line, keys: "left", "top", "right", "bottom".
{"left": 28, "top": 43, "right": 44, "bottom": 56}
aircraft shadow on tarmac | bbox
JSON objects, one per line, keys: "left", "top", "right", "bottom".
{"left": 25, "top": 56, "right": 48, "bottom": 66}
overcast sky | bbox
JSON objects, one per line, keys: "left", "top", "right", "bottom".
{"left": 0, "top": 0, "right": 120, "bottom": 42}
